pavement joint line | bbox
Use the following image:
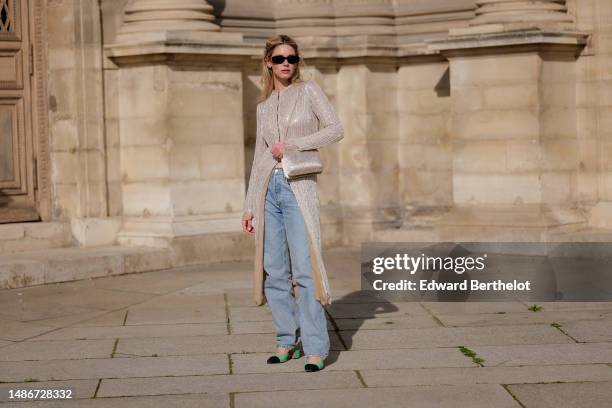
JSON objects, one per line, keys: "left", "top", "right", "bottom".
{"left": 4, "top": 364, "right": 612, "bottom": 385}
{"left": 122, "top": 310, "right": 129, "bottom": 326}
{"left": 418, "top": 302, "right": 445, "bottom": 327}
{"left": 228, "top": 353, "right": 233, "bottom": 375}
{"left": 223, "top": 293, "right": 232, "bottom": 335}
{"left": 93, "top": 378, "right": 102, "bottom": 399}
{"left": 500, "top": 383, "right": 528, "bottom": 408}
{"left": 1, "top": 340, "right": 608, "bottom": 364}
{"left": 111, "top": 338, "right": 119, "bottom": 358}
{"left": 229, "top": 391, "right": 235, "bottom": 408}
{"left": 324, "top": 306, "right": 349, "bottom": 351}
{"left": 550, "top": 322, "right": 580, "bottom": 343}
{"left": 354, "top": 369, "right": 368, "bottom": 387}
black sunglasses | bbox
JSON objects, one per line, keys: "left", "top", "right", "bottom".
{"left": 271, "top": 55, "right": 300, "bottom": 65}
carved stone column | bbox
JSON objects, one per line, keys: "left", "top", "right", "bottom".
{"left": 106, "top": 0, "right": 260, "bottom": 264}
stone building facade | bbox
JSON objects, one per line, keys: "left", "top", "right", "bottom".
{"left": 1, "top": 0, "right": 611, "bottom": 287}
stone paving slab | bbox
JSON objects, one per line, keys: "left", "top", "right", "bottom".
{"left": 0, "top": 393, "right": 228, "bottom": 407}
{"left": 113, "top": 332, "right": 345, "bottom": 357}
{"left": 0, "top": 300, "right": 102, "bottom": 323}
{"left": 559, "top": 317, "right": 612, "bottom": 342}
{"left": 326, "top": 302, "right": 431, "bottom": 319}
{"left": 506, "top": 381, "right": 612, "bottom": 408}
{"left": 0, "top": 379, "right": 98, "bottom": 402}
{"left": 124, "top": 305, "right": 227, "bottom": 325}
{"left": 470, "top": 342, "right": 612, "bottom": 366}
{"left": 332, "top": 315, "right": 442, "bottom": 330}
{"left": 359, "top": 364, "right": 612, "bottom": 387}
{"left": 231, "top": 348, "right": 475, "bottom": 374}
{"left": 435, "top": 309, "right": 612, "bottom": 327}
{"left": 337, "top": 324, "right": 572, "bottom": 350}
{"left": 15, "top": 287, "right": 155, "bottom": 311}
{"left": 97, "top": 371, "right": 362, "bottom": 398}
{"left": 34, "top": 322, "right": 229, "bottom": 341}
{"left": 0, "top": 354, "right": 229, "bottom": 382}
{"left": 0, "top": 319, "right": 55, "bottom": 341}
{"left": 0, "top": 339, "right": 115, "bottom": 361}
{"left": 233, "top": 384, "right": 519, "bottom": 408}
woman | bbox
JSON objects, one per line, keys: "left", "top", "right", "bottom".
{"left": 241, "top": 34, "right": 344, "bottom": 372}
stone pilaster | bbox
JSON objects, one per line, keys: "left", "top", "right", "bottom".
{"left": 105, "top": 0, "right": 259, "bottom": 264}
{"left": 420, "top": 1, "right": 590, "bottom": 241}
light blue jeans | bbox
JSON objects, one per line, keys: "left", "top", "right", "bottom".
{"left": 263, "top": 167, "right": 330, "bottom": 359}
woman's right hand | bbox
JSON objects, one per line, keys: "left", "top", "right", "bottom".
{"left": 242, "top": 212, "right": 255, "bottom": 235}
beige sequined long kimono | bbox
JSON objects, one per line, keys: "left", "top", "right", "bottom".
{"left": 243, "top": 79, "right": 344, "bottom": 306}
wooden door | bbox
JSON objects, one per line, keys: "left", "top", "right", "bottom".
{"left": 0, "top": 0, "right": 39, "bottom": 223}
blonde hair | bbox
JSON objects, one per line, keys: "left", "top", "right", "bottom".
{"left": 256, "top": 34, "right": 306, "bottom": 104}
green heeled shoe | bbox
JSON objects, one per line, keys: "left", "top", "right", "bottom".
{"left": 304, "top": 357, "right": 325, "bottom": 372}
{"left": 266, "top": 345, "right": 302, "bottom": 364}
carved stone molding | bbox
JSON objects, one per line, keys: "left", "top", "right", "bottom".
{"left": 470, "top": 0, "right": 573, "bottom": 26}
{"left": 117, "top": 0, "right": 219, "bottom": 41}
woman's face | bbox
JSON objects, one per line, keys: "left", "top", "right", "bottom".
{"left": 267, "top": 44, "right": 298, "bottom": 83}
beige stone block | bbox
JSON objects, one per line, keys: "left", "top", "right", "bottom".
{"left": 169, "top": 87, "right": 241, "bottom": 118}
{"left": 400, "top": 113, "right": 449, "bottom": 143}
{"left": 122, "top": 182, "right": 172, "bottom": 217}
{"left": 366, "top": 89, "right": 399, "bottom": 115}
{"left": 483, "top": 84, "right": 539, "bottom": 109}
{"left": 71, "top": 217, "right": 121, "bottom": 247}
{"left": 52, "top": 183, "right": 79, "bottom": 220}
{"left": 452, "top": 109, "right": 538, "bottom": 140}
{"left": 170, "top": 179, "right": 245, "bottom": 216}
{"left": 540, "top": 59, "right": 576, "bottom": 83}
{"left": 50, "top": 119, "right": 79, "bottom": 152}
{"left": 124, "top": 248, "right": 172, "bottom": 274}
{"left": 120, "top": 117, "right": 168, "bottom": 147}
{"left": 598, "top": 106, "right": 612, "bottom": 133}
{"left": 0, "top": 224, "right": 25, "bottom": 240}
{"left": 576, "top": 138, "right": 599, "bottom": 171}
{"left": 0, "top": 260, "right": 46, "bottom": 288}
{"left": 167, "top": 68, "right": 238, "bottom": 85}
{"left": 121, "top": 146, "right": 169, "bottom": 182}
{"left": 170, "top": 116, "right": 244, "bottom": 145}
{"left": 540, "top": 138, "right": 578, "bottom": 170}
{"left": 576, "top": 81, "right": 600, "bottom": 108}
{"left": 450, "top": 53, "right": 540, "bottom": 86}
{"left": 540, "top": 84, "right": 576, "bottom": 109}
{"left": 575, "top": 56, "right": 599, "bottom": 81}
{"left": 25, "top": 222, "right": 70, "bottom": 240}
{"left": 576, "top": 108, "right": 598, "bottom": 139}
{"left": 399, "top": 142, "right": 452, "bottom": 172}
{"left": 450, "top": 86, "right": 484, "bottom": 113}
{"left": 169, "top": 145, "right": 200, "bottom": 181}
{"left": 401, "top": 169, "right": 453, "bottom": 207}
{"left": 506, "top": 139, "right": 541, "bottom": 171}
{"left": 453, "top": 173, "right": 542, "bottom": 204}
{"left": 541, "top": 171, "right": 575, "bottom": 204}
{"left": 589, "top": 201, "right": 612, "bottom": 228}
{"left": 399, "top": 88, "right": 450, "bottom": 114}
{"left": 453, "top": 140, "right": 507, "bottom": 172}
{"left": 399, "top": 63, "right": 450, "bottom": 90}
{"left": 2, "top": 237, "right": 67, "bottom": 254}
{"left": 199, "top": 144, "right": 244, "bottom": 179}
{"left": 48, "top": 68, "right": 77, "bottom": 115}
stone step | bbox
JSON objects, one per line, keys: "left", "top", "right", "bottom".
{"left": 0, "top": 245, "right": 171, "bottom": 290}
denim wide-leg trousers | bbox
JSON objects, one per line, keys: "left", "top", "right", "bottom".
{"left": 263, "top": 167, "right": 330, "bottom": 359}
